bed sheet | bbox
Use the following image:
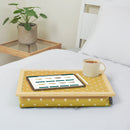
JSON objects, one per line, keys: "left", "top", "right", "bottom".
{"left": 0, "top": 49, "right": 130, "bottom": 130}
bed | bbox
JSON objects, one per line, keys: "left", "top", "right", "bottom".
{"left": 0, "top": 49, "right": 130, "bottom": 129}
{"left": 0, "top": 0, "right": 130, "bottom": 129}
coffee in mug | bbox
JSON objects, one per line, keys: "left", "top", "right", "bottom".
{"left": 83, "top": 58, "right": 106, "bottom": 77}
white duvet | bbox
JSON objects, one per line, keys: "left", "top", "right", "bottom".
{"left": 0, "top": 49, "right": 130, "bottom": 130}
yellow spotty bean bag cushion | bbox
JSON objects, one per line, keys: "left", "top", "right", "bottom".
{"left": 16, "top": 70, "right": 115, "bottom": 108}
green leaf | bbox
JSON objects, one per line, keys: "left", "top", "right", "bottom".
{"left": 40, "top": 13, "right": 47, "bottom": 19}
{"left": 24, "top": 23, "right": 31, "bottom": 31}
{"left": 3, "top": 17, "right": 9, "bottom": 25}
{"left": 13, "top": 9, "right": 24, "bottom": 14}
{"left": 8, "top": 3, "right": 18, "bottom": 6}
{"left": 14, "top": 15, "right": 20, "bottom": 18}
{"left": 24, "top": 7, "right": 40, "bottom": 9}
{"left": 10, "top": 17, "right": 21, "bottom": 24}
{"left": 25, "top": 9, "right": 38, "bottom": 18}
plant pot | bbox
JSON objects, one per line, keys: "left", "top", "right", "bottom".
{"left": 18, "top": 23, "right": 37, "bottom": 45}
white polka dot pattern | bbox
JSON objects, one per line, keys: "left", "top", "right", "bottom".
{"left": 20, "top": 97, "right": 110, "bottom": 107}
{"left": 18, "top": 70, "right": 113, "bottom": 108}
{"left": 100, "top": 98, "right": 103, "bottom": 101}
{"left": 52, "top": 98, "right": 55, "bottom": 101}
{"left": 76, "top": 98, "right": 79, "bottom": 101}
{"left": 27, "top": 98, "right": 30, "bottom": 101}
{"left": 22, "top": 71, "right": 110, "bottom": 93}
{"left": 88, "top": 99, "right": 91, "bottom": 101}
{"left": 64, "top": 98, "right": 67, "bottom": 102}
{"left": 40, "top": 98, "right": 42, "bottom": 101}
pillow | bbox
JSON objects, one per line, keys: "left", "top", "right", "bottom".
{"left": 80, "top": 3, "right": 130, "bottom": 66}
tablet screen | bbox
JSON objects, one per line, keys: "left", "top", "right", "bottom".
{"left": 27, "top": 74, "right": 85, "bottom": 91}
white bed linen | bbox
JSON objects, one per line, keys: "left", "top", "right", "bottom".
{"left": 0, "top": 49, "right": 130, "bottom": 130}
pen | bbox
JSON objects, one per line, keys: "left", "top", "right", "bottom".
{"left": 76, "top": 73, "right": 88, "bottom": 85}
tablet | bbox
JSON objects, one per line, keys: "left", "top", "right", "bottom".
{"left": 26, "top": 74, "right": 86, "bottom": 91}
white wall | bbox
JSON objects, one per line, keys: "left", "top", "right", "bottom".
{"left": 0, "top": 0, "right": 25, "bottom": 65}
{"left": 0, "top": 0, "right": 81, "bottom": 65}
{"left": 25, "top": 0, "right": 81, "bottom": 49}
{"left": 0, "top": 0, "right": 26, "bottom": 43}
{"left": 0, "top": 0, "right": 81, "bottom": 48}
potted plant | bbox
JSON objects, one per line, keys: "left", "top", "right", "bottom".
{"left": 3, "top": 3, "right": 47, "bottom": 45}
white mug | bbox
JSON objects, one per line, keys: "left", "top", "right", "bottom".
{"left": 83, "top": 58, "right": 106, "bottom": 77}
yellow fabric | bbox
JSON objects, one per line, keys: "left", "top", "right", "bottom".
{"left": 19, "top": 97, "right": 110, "bottom": 108}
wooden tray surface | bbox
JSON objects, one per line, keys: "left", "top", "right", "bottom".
{"left": 16, "top": 70, "right": 115, "bottom": 97}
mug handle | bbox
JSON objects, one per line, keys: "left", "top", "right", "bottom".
{"left": 99, "top": 62, "right": 106, "bottom": 74}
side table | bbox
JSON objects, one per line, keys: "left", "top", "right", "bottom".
{"left": 0, "top": 39, "right": 61, "bottom": 58}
